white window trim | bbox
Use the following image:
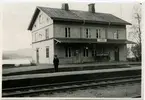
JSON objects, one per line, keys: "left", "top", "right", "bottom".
{"left": 39, "top": 14, "right": 43, "bottom": 24}
{"left": 92, "top": 49, "right": 97, "bottom": 56}
{"left": 65, "top": 27, "right": 71, "bottom": 38}
{"left": 83, "top": 47, "right": 89, "bottom": 57}
{"left": 114, "top": 30, "right": 119, "bottom": 39}
{"left": 96, "top": 29, "right": 101, "bottom": 38}
{"left": 45, "top": 28, "right": 49, "bottom": 39}
{"left": 46, "top": 46, "right": 49, "bottom": 58}
{"left": 65, "top": 47, "right": 71, "bottom": 57}
{"left": 85, "top": 28, "right": 91, "bottom": 38}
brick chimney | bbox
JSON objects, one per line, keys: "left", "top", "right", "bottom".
{"left": 88, "top": 3, "right": 95, "bottom": 13}
{"left": 61, "top": 3, "right": 69, "bottom": 11}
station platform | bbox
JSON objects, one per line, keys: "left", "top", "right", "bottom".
{"left": 3, "top": 66, "right": 141, "bottom": 88}
{"left": 3, "top": 62, "right": 141, "bottom": 76}
{"left": 3, "top": 66, "right": 141, "bottom": 81}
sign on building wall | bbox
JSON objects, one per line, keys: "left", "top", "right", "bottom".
{"left": 97, "top": 38, "right": 107, "bottom": 42}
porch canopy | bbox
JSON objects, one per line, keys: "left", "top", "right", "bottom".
{"left": 54, "top": 38, "right": 136, "bottom": 44}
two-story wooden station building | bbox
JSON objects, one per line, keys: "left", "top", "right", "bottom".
{"left": 28, "top": 3, "right": 134, "bottom": 64}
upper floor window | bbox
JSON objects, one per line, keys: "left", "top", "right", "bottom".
{"left": 45, "top": 28, "right": 49, "bottom": 39}
{"left": 85, "top": 28, "right": 91, "bottom": 38}
{"left": 65, "top": 47, "right": 71, "bottom": 57}
{"left": 105, "top": 29, "right": 108, "bottom": 39}
{"left": 65, "top": 27, "right": 70, "bottom": 38}
{"left": 114, "top": 30, "right": 119, "bottom": 39}
{"left": 46, "top": 46, "right": 49, "bottom": 58}
{"left": 35, "top": 32, "right": 38, "bottom": 41}
{"left": 35, "top": 32, "right": 42, "bottom": 41}
{"left": 39, "top": 14, "right": 43, "bottom": 24}
{"left": 39, "top": 34, "right": 42, "bottom": 40}
{"left": 83, "top": 47, "right": 89, "bottom": 57}
{"left": 96, "top": 29, "right": 101, "bottom": 38}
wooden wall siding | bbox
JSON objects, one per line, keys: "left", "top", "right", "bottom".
{"left": 32, "top": 39, "right": 54, "bottom": 64}
{"left": 54, "top": 24, "right": 126, "bottom": 39}
{"left": 30, "top": 10, "right": 127, "bottom": 64}
{"left": 31, "top": 10, "right": 54, "bottom": 42}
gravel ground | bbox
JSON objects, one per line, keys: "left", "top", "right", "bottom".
{"left": 37, "top": 82, "right": 141, "bottom": 97}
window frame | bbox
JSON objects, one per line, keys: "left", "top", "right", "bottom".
{"left": 96, "top": 29, "right": 101, "bottom": 38}
{"left": 85, "top": 28, "right": 91, "bottom": 38}
{"left": 65, "top": 47, "right": 71, "bottom": 57}
{"left": 39, "top": 14, "right": 43, "bottom": 24}
{"left": 65, "top": 27, "right": 71, "bottom": 38}
{"left": 35, "top": 32, "right": 38, "bottom": 41}
{"left": 46, "top": 46, "right": 49, "bottom": 58}
{"left": 92, "top": 49, "right": 97, "bottom": 57}
{"left": 114, "top": 30, "right": 119, "bottom": 39}
{"left": 83, "top": 47, "right": 89, "bottom": 57}
{"left": 33, "top": 32, "right": 37, "bottom": 42}
{"left": 45, "top": 28, "right": 49, "bottom": 39}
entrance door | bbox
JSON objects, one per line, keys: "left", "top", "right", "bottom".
{"left": 114, "top": 47, "right": 119, "bottom": 61}
{"left": 74, "top": 49, "right": 81, "bottom": 63}
{"left": 36, "top": 48, "right": 39, "bottom": 63}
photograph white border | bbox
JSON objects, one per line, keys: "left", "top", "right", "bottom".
{"left": 1, "top": 0, "right": 144, "bottom": 100}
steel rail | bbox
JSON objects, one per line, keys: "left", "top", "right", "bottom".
{"left": 2, "top": 75, "right": 141, "bottom": 97}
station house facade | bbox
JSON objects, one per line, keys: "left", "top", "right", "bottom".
{"left": 28, "top": 3, "right": 134, "bottom": 64}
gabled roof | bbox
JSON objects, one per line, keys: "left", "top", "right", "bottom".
{"left": 28, "top": 6, "right": 131, "bottom": 30}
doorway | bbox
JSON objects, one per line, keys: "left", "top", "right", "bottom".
{"left": 74, "top": 49, "right": 81, "bottom": 63}
{"left": 36, "top": 48, "right": 39, "bottom": 63}
{"left": 114, "top": 47, "right": 119, "bottom": 61}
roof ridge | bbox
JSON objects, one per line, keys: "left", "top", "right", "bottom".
{"left": 37, "top": 6, "right": 111, "bottom": 15}
{"left": 28, "top": 6, "right": 131, "bottom": 30}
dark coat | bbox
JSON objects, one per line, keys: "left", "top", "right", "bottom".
{"left": 53, "top": 58, "right": 59, "bottom": 65}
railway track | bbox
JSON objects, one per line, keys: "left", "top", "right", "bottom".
{"left": 2, "top": 75, "right": 141, "bottom": 97}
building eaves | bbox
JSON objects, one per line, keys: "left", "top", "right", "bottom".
{"left": 28, "top": 6, "right": 131, "bottom": 30}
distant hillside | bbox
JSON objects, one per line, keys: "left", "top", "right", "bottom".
{"left": 3, "top": 48, "right": 33, "bottom": 59}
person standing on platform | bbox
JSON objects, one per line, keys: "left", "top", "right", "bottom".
{"left": 53, "top": 55, "right": 59, "bottom": 72}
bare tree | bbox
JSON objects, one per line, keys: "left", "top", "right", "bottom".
{"left": 129, "top": 3, "right": 142, "bottom": 61}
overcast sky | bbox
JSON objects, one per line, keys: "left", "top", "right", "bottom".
{"left": 2, "top": 2, "right": 138, "bottom": 51}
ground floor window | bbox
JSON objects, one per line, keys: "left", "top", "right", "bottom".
{"left": 92, "top": 49, "right": 97, "bottom": 56}
{"left": 46, "top": 46, "right": 49, "bottom": 58}
{"left": 45, "top": 28, "right": 49, "bottom": 39}
{"left": 83, "top": 47, "right": 89, "bottom": 57}
{"left": 36, "top": 48, "right": 39, "bottom": 63}
{"left": 65, "top": 47, "right": 71, "bottom": 57}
